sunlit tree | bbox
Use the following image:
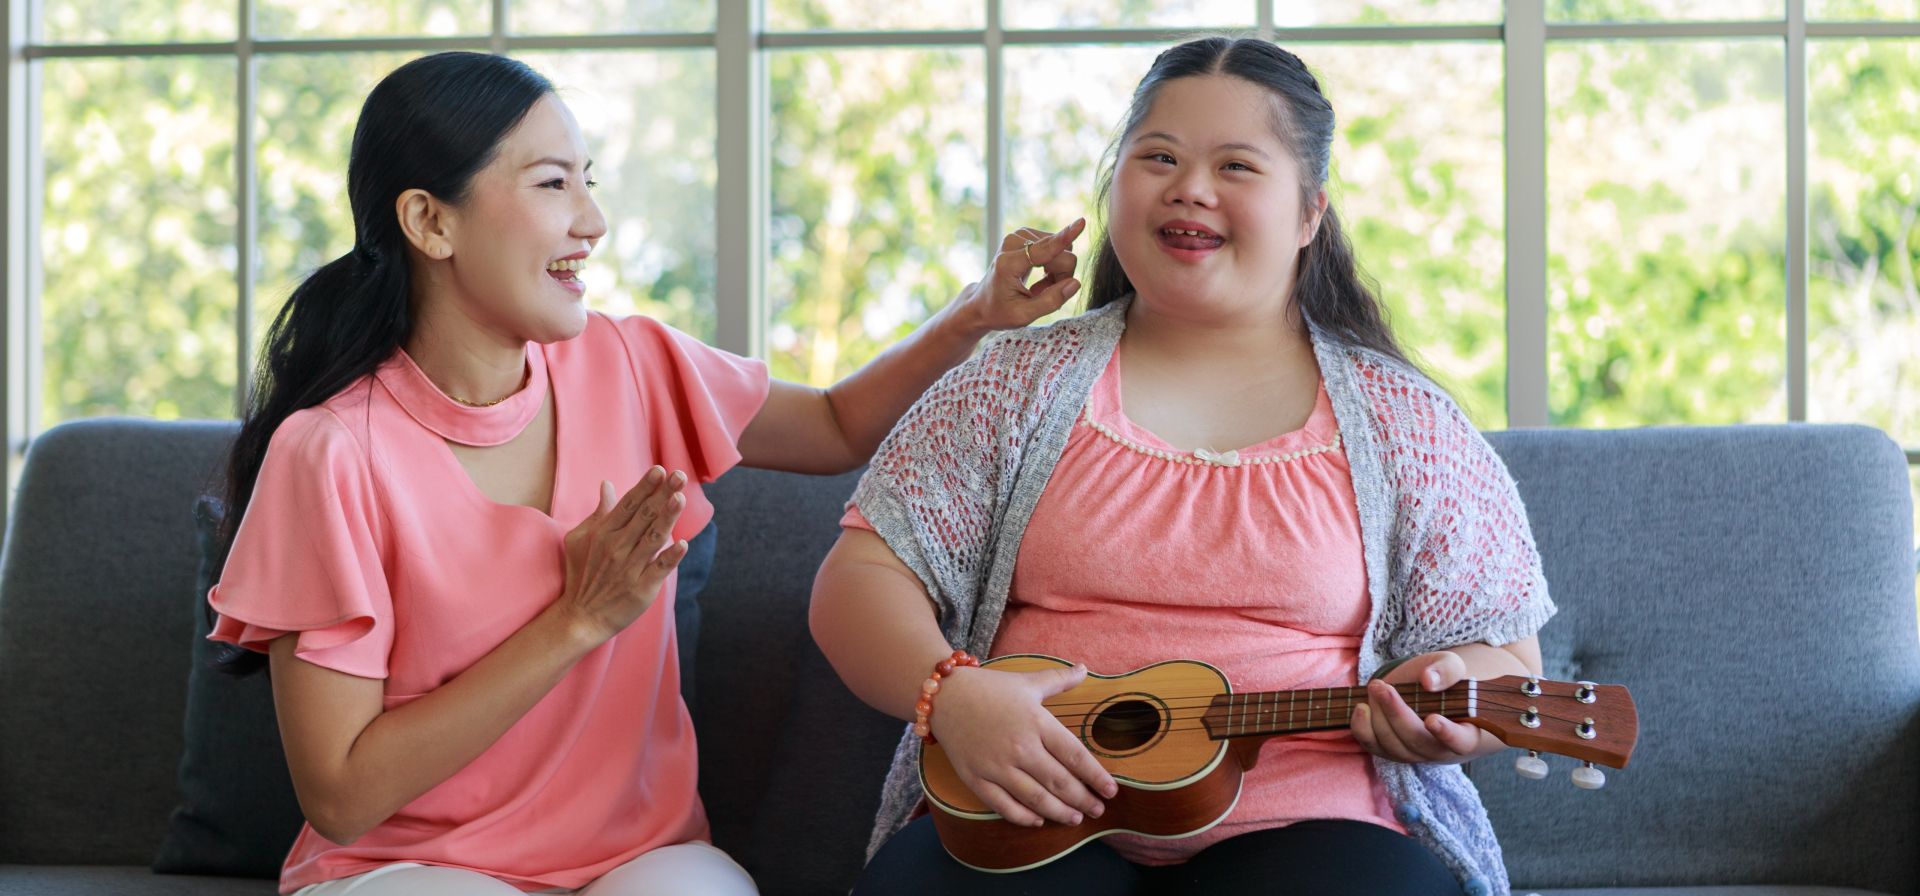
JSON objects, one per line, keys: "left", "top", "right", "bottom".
{"left": 27, "top": 0, "right": 1920, "bottom": 539}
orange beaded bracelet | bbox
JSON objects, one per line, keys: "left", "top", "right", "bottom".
{"left": 912, "top": 649, "right": 980, "bottom": 743}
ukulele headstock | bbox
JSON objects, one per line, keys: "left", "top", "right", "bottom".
{"left": 1469, "top": 676, "right": 1637, "bottom": 770}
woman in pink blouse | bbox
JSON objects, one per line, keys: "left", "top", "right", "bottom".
{"left": 208, "top": 52, "right": 1083, "bottom": 896}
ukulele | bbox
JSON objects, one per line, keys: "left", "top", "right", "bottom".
{"left": 920, "top": 654, "right": 1637, "bottom": 873}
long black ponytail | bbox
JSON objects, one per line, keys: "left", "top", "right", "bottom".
{"left": 214, "top": 52, "right": 553, "bottom": 674}
{"left": 1084, "top": 37, "right": 1422, "bottom": 372}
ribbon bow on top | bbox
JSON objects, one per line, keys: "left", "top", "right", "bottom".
{"left": 1193, "top": 447, "right": 1241, "bottom": 467}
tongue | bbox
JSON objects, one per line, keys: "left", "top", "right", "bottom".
{"left": 547, "top": 269, "right": 575, "bottom": 280}
{"left": 1164, "top": 232, "right": 1223, "bottom": 250}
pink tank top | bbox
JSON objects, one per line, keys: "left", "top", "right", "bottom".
{"left": 991, "top": 349, "right": 1402, "bottom": 863}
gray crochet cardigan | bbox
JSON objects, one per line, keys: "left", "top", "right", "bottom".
{"left": 849, "top": 297, "right": 1555, "bottom": 896}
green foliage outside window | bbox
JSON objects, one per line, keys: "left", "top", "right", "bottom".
{"left": 40, "top": 57, "right": 238, "bottom": 422}
{"left": 26, "top": 1, "right": 1920, "bottom": 537}
{"left": 766, "top": 45, "right": 985, "bottom": 387}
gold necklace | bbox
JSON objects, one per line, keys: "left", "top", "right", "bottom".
{"left": 433, "top": 362, "right": 526, "bottom": 408}
{"left": 447, "top": 391, "right": 512, "bottom": 408}
{"left": 445, "top": 369, "right": 529, "bottom": 408}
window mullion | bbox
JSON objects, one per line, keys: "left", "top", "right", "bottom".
{"left": 715, "top": 0, "right": 764, "bottom": 358}
{"left": 2, "top": 0, "right": 34, "bottom": 543}
{"left": 21, "top": 50, "right": 42, "bottom": 449}
{"left": 986, "top": 0, "right": 1003, "bottom": 262}
{"left": 236, "top": 0, "right": 256, "bottom": 417}
{"left": 1504, "top": 0, "right": 1549, "bottom": 428}
{"left": 1786, "top": 0, "right": 1808, "bottom": 422}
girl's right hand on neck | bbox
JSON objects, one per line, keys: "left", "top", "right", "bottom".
{"left": 550, "top": 469, "right": 688, "bottom": 648}
{"left": 930, "top": 663, "right": 1119, "bottom": 828}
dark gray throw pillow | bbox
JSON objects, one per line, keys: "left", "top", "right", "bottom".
{"left": 154, "top": 496, "right": 718, "bottom": 878}
{"left": 151, "top": 495, "right": 302, "bottom": 877}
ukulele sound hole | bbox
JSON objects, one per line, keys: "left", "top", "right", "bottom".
{"left": 1090, "top": 699, "right": 1162, "bottom": 753}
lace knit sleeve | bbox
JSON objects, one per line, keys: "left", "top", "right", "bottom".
{"left": 1351, "top": 352, "right": 1556, "bottom": 653}
{"left": 848, "top": 327, "right": 1079, "bottom": 641}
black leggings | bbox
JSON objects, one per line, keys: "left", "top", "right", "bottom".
{"left": 853, "top": 816, "right": 1464, "bottom": 896}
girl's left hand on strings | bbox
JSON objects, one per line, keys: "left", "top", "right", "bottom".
{"left": 954, "top": 218, "right": 1087, "bottom": 333}
{"left": 1348, "top": 650, "right": 1504, "bottom": 765}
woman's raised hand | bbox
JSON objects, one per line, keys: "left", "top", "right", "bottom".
{"left": 929, "top": 662, "right": 1119, "bottom": 828}
{"left": 956, "top": 218, "right": 1088, "bottom": 332}
{"left": 553, "top": 467, "right": 689, "bottom": 646}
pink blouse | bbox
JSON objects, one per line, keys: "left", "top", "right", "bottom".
{"left": 210, "top": 312, "right": 769, "bottom": 893}
{"left": 847, "top": 348, "right": 1400, "bottom": 864}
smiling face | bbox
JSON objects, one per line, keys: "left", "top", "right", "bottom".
{"left": 1108, "top": 74, "right": 1323, "bottom": 324}
{"left": 429, "top": 93, "right": 608, "bottom": 344}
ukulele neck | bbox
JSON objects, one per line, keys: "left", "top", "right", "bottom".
{"left": 1201, "top": 682, "right": 1475, "bottom": 739}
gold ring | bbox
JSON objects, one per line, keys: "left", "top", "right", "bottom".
{"left": 1022, "top": 239, "right": 1037, "bottom": 265}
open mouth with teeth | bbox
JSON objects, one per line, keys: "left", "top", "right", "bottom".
{"left": 1158, "top": 226, "right": 1224, "bottom": 254}
{"left": 547, "top": 257, "right": 586, "bottom": 289}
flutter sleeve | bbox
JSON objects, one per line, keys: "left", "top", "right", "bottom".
{"left": 208, "top": 408, "right": 394, "bottom": 679}
{"left": 614, "top": 315, "right": 771, "bottom": 486}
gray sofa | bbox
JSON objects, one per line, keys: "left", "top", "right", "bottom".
{"left": 0, "top": 417, "right": 1914, "bottom": 896}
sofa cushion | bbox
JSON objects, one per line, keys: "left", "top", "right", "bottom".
{"left": 695, "top": 466, "right": 901, "bottom": 895}
{"left": 0, "top": 419, "right": 238, "bottom": 864}
{"left": 1475, "top": 425, "right": 1919, "bottom": 895}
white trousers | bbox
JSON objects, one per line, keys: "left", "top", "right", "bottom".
{"left": 291, "top": 841, "right": 756, "bottom": 896}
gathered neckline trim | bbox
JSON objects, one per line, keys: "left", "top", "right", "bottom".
{"left": 1078, "top": 412, "right": 1342, "bottom": 468}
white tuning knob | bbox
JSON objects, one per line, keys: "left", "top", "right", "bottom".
{"left": 1514, "top": 751, "right": 1549, "bottom": 780}
{"left": 1571, "top": 762, "right": 1606, "bottom": 790}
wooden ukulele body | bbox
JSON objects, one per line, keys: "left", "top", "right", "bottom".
{"left": 920, "top": 654, "right": 1249, "bottom": 873}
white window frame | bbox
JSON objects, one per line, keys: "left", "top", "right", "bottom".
{"left": 5, "top": 1, "right": 1920, "bottom": 538}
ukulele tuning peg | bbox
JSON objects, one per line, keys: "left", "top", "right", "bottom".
{"left": 1571, "top": 762, "right": 1606, "bottom": 791}
{"left": 1514, "top": 750, "right": 1549, "bottom": 780}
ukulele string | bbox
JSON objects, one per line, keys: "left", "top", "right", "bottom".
{"left": 1032, "top": 683, "right": 1589, "bottom": 717}
{"left": 1028, "top": 681, "right": 1574, "bottom": 711}
{"left": 1044, "top": 691, "right": 1602, "bottom": 725}
{"left": 1034, "top": 694, "right": 1607, "bottom": 735}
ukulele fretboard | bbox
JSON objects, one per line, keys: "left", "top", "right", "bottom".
{"left": 1201, "top": 682, "right": 1477, "bottom": 739}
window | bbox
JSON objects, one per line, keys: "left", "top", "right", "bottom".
{"left": 766, "top": 46, "right": 985, "bottom": 385}
{"left": 6, "top": 1, "right": 1919, "bottom": 539}
{"left": 1546, "top": 39, "right": 1787, "bottom": 427}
